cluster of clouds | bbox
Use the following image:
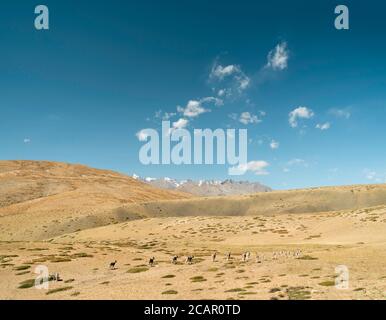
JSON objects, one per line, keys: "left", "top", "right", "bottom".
{"left": 266, "top": 42, "right": 289, "bottom": 71}
{"left": 140, "top": 41, "right": 290, "bottom": 141}
{"left": 282, "top": 158, "right": 309, "bottom": 173}
{"left": 363, "top": 169, "right": 386, "bottom": 183}
{"left": 230, "top": 160, "right": 270, "bottom": 176}
{"left": 136, "top": 40, "right": 355, "bottom": 179}
{"left": 316, "top": 122, "right": 331, "bottom": 131}
{"left": 229, "top": 111, "right": 266, "bottom": 125}
{"left": 210, "top": 62, "right": 251, "bottom": 98}
{"left": 329, "top": 108, "right": 351, "bottom": 119}
{"left": 289, "top": 107, "right": 314, "bottom": 128}
{"left": 288, "top": 106, "right": 351, "bottom": 132}
{"left": 137, "top": 41, "right": 292, "bottom": 177}
{"left": 177, "top": 97, "right": 223, "bottom": 119}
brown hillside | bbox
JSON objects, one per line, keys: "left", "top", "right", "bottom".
{"left": 0, "top": 161, "right": 191, "bottom": 240}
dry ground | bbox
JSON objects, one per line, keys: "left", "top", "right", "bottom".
{"left": 1, "top": 206, "right": 386, "bottom": 300}
{"left": 1, "top": 161, "right": 386, "bottom": 300}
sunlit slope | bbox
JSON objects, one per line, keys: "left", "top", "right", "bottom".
{"left": 0, "top": 161, "right": 191, "bottom": 240}
{"left": 114, "top": 183, "right": 386, "bottom": 218}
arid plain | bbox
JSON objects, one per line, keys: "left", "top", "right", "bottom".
{"left": 1, "top": 161, "right": 385, "bottom": 300}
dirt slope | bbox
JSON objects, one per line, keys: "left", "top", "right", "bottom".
{"left": 1, "top": 206, "right": 385, "bottom": 300}
{"left": 0, "top": 161, "right": 191, "bottom": 240}
{"left": 2, "top": 160, "right": 386, "bottom": 242}
{"left": 107, "top": 183, "right": 386, "bottom": 219}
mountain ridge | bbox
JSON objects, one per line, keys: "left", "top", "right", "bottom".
{"left": 132, "top": 175, "right": 272, "bottom": 196}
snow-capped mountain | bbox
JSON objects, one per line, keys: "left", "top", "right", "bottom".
{"left": 132, "top": 175, "right": 271, "bottom": 196}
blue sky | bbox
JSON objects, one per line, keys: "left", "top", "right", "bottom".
{"left": 1, "top": 0, "right": 386, "bottom": 189}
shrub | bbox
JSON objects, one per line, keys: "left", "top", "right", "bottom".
{"left": 18, "top": 279, "right": 36, "bottom": 289}
{"left": 162, "top": 290, "right": 178, "bottom": 295}
{"left": 190, "top": 276, "right": 207, "bottom": 283}
{"left": 46, "top": 286, "right": 73, "bottom": 295}
{"left": 127, "top": 267, "right": 149, "bottom": 273}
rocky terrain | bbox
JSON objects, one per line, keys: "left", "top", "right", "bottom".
{"left": 134, "top": 176, "right": 272, "bottom": 196}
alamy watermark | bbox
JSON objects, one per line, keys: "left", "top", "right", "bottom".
{"left": 34, "top": 265, "right": 50, "bottom": 289}
{"left": 34, "top": 5, "right": 49, "bottom": 30}
{"left": 34, "top": 265, "right": 62, "bottom": 290}
{"left": 32, "top": 4, "right": 349, "bottom": 33}
{"left": 335, "top": 265, "right": 350, "bottom": 290}
{"left": 335, "top": 5, "right": 349, "bottom": 30}
{"left": 138, "top": 121, "right": 248, "bottom": 176}
{"left": 32, "top": 5, "right": 349, "bottom": 32}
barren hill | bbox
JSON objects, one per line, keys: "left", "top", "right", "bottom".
{"left": 2, "top": 160, "right": 386, "bottom": 242}
{"left": 119, "top": 183, "right": 386, "bottom": 218}
{"left": 0, "top": 160, "right": 191, "bottom": 240}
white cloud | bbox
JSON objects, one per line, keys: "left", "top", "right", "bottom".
{"left": 235, "top": 75, "right": 250, "bottom": 92}
{"left": 289, "top": 106, "right": 314, "bottom": 128}
{"left": 270, "top": 140, "right": 280, "bottom": 149}
{"left": 210, "top": 61, "right": 250, "bottom": 95}
{"left": 177, "top": 97, "right": 222, "bottom": 118}
{"left": 363, "top": 169, "right": 385, "bottom": 183}
{"left": 136, "top": 130, "right": 149, "bottom": 142}
{"left": 23, "top": 138, "right": 31, "bottom": 144}
{"left": 210, "top": 64, "right": 239, "bottom": 80}
{"left": 230, "top": 111, "right": 265, "bottom": 125}
{"left": 316, "top": 122, "right": 331, "bottom": 130}
{"left": 155, "top": 110, "right": 176, "bottom": 120}
{"left": 177, "top": 100, "right": 208, "bottom": 118}
{"left": 218, "top": 89, "right": 226, "bottom": 97}
{"left": 239, "top": 112, "right": 262, "bottom": 125}
{"left": 287, "top": 158, "right": 309, "bottom": 167}
{"left": 329, "top": 108, "right": 351, "bottom": 119}
{"left": 231, "top": 160, "right": 270, "bottom": 176}
{"left": 366, "top": 171, "right": 377, "bottom": 180}
{"left": 172, "top": 118, "right": 189, "bottom": 129}
{"left": 282, "top": 158, "right": 308, "bottom": 173}
{"left": 266, "top": 42, "right": 289, "bottom": 71}
{"left": 165, "top": 118, "right": 190, "bottom": 136}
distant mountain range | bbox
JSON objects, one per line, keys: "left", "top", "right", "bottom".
{"left": 132, "top": 175, "right": 272, "bottom": 196}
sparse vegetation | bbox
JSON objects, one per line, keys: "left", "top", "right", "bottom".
{"left": 297, "top": 255, "right": 318, "bottom": 260}
{"left": 162, "top": 290, "right": 178, "bottom": 295}
{"left": 46, "top": 286, "right": 73, "bottom": 295}
{"left": 18, "top": 279, "right": 36, "bottom": 289}
{"left": 286, "top": 287, "right": 311, "bottom": 300}
{"left": 127, "top": 267, "right": 149, "bottom": 273}
{"left": 225, "top": 288, "right": 246, "bottom": 293}
{"left": 190, "top": 276, "right": 207, "bottom": 283}
{"left": 319, "top": 281, "right": 335, "bottom": 287}
{"left": 1, "top": 167, "right": 386, "bottom": 300}
{"left": 14, "top": 265, "right": 31, "bottom": 271}
{"left": 65, "top": 279, "right": 75, "bottom": 283}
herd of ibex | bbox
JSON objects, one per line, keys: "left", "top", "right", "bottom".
{"left": 108, "top": 250, "right": 303, "bottom": 269}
